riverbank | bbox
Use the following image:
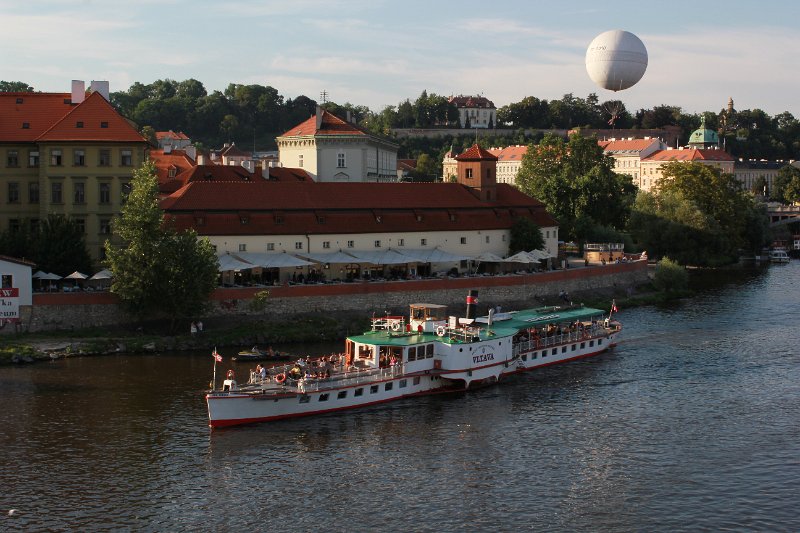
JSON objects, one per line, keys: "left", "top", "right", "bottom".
{"left": 0, "top": 281, "right": 676, "bottom": 366}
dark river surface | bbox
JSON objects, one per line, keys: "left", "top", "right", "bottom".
{"left": 2, "top": 262, "right": 799, "bottom": 532}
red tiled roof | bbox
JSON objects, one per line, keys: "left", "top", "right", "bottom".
{"left": 448, "top": 95, "right": 496, "bottom": 109}
{"left": 642, "top": 148, "right": 735, "bottom": 162}
{"left": 268, "top": 167, "right": 312, "bottom": 181}
{"left": 489, "top": 145, "right": 528, "bottom": 161}
{"left": 599, "top": 138, "right": 660, "bottom": 152}
{"left": 279, "top": 109, "right": 366, "bottom": 137}
{"left": 156, "top": 130, "right": 190, "bottom": 140}
{"left": 0, "top": 92, "right": 75, "bottom": 142}
{"left": 397, "top": 159, "right": 417, "bottom": 171}
{"left": 36, "top": 92, "right": 146, "bottom": 143}
{"left": 456, "top": 143, "right": 498, "bottom": 161}
{"left": 161, "top": 181, "right": 556, "bottom": 236}
{"left": 220, "top": 143, "right": 249, "bottom": 157}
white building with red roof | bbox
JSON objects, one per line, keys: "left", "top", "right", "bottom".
{"left": 276, "top": 107, "right": 398, "bottom": 182}
{"left": 448, "top": 95, "right": 497, "bottom": 129}
{"left": 598, "top": 137, "right": 666, "bottom": 188}
{"left": 639, "top": 147, "right": 736, "bottom": 192}
{"left": 155, "top": 130, "right": 191, "bottom": 150}
{"left": 489, "top": 145, "right": 528, "bottom": 185}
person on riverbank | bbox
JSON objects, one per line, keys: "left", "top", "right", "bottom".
{"left": 190, "top": 322, "right": 197, "bottom": 336}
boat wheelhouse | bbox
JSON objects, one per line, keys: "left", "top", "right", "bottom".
{"left": 206, "top": 291, "right": 621, "bottom": 428}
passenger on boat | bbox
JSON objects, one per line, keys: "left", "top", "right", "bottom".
{"left": 267, "top": 346, "right": 275, "bottom": 358}
{"left": 257, "top": 364, "right": 267, "bottom": 381}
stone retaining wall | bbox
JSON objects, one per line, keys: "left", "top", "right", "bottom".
{"left": 19, "top": 262, "right": 647, "bottom": 332}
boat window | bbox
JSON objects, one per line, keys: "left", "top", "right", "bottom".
{"left": 358, "top": 344, "right": 374, "bottom": 361}
{"left": 319, "top": 394, "right": 329, "bottom": 402}
{"left": 562, "top": 346, "right": 567, "bottom": 353}
{"left": 354, "top": 388, "right": 364, "bottom": 397}
{"left": 427, "top": 344, "right": 434, "bottom": 358}
{"left": 338, "top": 391, "right": 347, "bottom": 399}
{"left": 399, "top": 379, "right": 407, "bottom": 388}
{"left": 522, "top": 354, "right": 527, "bottom": 361}
{"left": 532, "top": 352, "right": 537, "bottom": 359}
{"left": 408, "top": 347, "right": 417, "bottom": 361}
{"left": 580, "top": 342, "right": 585, "bottom": 349}
{"left": 542, "top": 350, "right": 547, "bottom": 358}
{"left": 551, "top": 348, "right": 557, "bottom": 356}
{"left": 589, "top": 341, "right": 594, "bottom": 347}
{"left": 370, "top": 385, "right": 379, "bottom": 394}
{"left": 385, "top": 382, "right": 393, "bottom": 391}
{"left": 598, "top": 339, "right": 603, "bottom": 345}
{"left": 571, "top": 344, "right": 576, "bottom": 351}
{"left": 413, "top": 377, "right": 421, "bottom": 385}
{"left": 299, "top": 396, "right": 310, "bottom": 404}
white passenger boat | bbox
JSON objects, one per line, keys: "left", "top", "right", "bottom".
{"left": 206, "top": 290, "right": 622, "bottom": 428}
{"left": 769, "top": 249, "right": 790, "bottom": 263}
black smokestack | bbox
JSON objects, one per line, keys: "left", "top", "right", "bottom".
{"left": 465, "top": 290, "right": 478, "bottom": 319}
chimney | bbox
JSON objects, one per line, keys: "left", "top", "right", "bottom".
{"left": 89, "top": 80, "right": 110, "bottom": 100}
{"left": 315, "top": 105, "right": 323, "bottom": 130}
{"left": 197, "top": 153, "right": 206, "bottom": 165}
{"left": 184, "top": 145, "right": 197, "bottom": 161}
{"left": 71, "top": 80, "right": 85, "bottom": 104}
{"left": 465, "top": 290, "right": 479, "bottom": 320}
{"left": 164, "top": 145, "right": 172, "bottom": 154}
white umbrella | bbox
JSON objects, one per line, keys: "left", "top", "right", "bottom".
{"left": 399, "top": 247, "right": 471, "bottom": 263}
{"left": 217, "top": 254, "right": 255, "bottom": 272}
{"left": 89, "top": 269, "right": 113, "bottom": 280}
{"left": 234, "top": 252, "right": 314, "bottom": 268}
{"left": 65, "top": 271, "right": 88, "bottom": 280}
{"left": 297, "top": 251, "right": 367, "bottom": 264}
{"left": 505, "top": 251, "right": 537, "bottom": 263}
{"left": 32, "top": 270, "right": 48, "bottom": 279}
{"left": 528, "top": 249, "right": 553, "bottom": 261}
{"left": 40, "top": 272, "right": 63, "bottom": 280}
{"left": 472, "top": 252, "right": 505, "bottom": 263}
{"left": 347, "top": 249, "right": 412, "bottom": 265}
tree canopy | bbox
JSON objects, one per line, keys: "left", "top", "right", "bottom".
{"left": 515, "top": 133, "right": 637, "bottom": 241}
{"left": 628, "top": 162, "right": 769, "bottom": 265}
{"left": 0, "top": 215, "right": 92, "bottom": 276}
{"left": 105, "top": 161, "right": 219, "bottom": 330}
{"left": 509, "top": 218, "right": 545, "bottom": 255}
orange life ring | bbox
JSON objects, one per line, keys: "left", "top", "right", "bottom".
{"left": 275, "top": 373, "right": 286, "bottom": 384}
{"left": 226, "top": 369, "right": 235, "bottom": 379}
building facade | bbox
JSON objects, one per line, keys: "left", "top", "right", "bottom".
{"left": 0, "top": 85, "right": 149, "bottom": 263}
{"left": 448, "top": 95, "right": 497, "bottom": 129}
{"left": 276, "top": 108, "right": 398, "bottom": 182}
{"left": 599, "top": 137, "right": 666, "bottom": 188}
{"left": 639, "top": 148, "right": 736, "bottom": 192}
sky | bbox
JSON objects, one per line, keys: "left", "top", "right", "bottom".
{"left": 2, "top": 0, "right": 799, "bottom": 118}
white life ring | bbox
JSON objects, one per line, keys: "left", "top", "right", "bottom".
{"left": 391, "top": 321, "right": 401, "bottom": 331}
{"left": 436, "top": 325, "right": 446, "bottom": 337}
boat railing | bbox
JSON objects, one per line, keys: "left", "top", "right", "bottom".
{"left": 295, "top": 363, "right": 405, "bottom": 393}
{"left": 371, "top": 315, "right": 406, "bottom": 332}
{"left": 511, "top": 326, "right": 608, "bottom": 355}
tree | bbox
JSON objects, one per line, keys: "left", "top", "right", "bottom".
{"left": 509, "top": 218, "right": 545, "bottom": 254}
{"left": 0, "top": 81, "right": 34, "bottom": 92}
{"left": 772, "top": 164, "right": 800, "bottom": 203}
{"left": 652, "top": 257, "right": 688, "bottom": 293}
{"left": 516, "top": 133, "right": 636, "bottom": 240}
{"left": 105, "top": 161, "right": 218, "bottom": 330}
{"left": 0, "top": 216, "right": 91, "bottom": 276}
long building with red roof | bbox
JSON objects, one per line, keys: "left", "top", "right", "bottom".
{"left": 0, "top": 83, "right": 149, "bottom": 263}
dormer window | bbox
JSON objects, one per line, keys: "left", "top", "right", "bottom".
{"left": 416, "top": 214, "right": 423, "bottom": 222}
{"left": 240, "top": 216, "right": 249, "bottom": 225}
{"left": 76, "top": 121, "right": 84, "bottom": 128}
{"left": 100, "top": 121, "right": 108, "bottom": 128}
{"left": 316, "top": 215, "right": 325, "bottom": 224}
{"left": 22, "top": 122, "right": 29, "bottom": 129}
{"left": 168, "top": 167, "right": 176, "bottom": 178}
{"left": 274, "top": 214, "right": 284, "bottom": 225}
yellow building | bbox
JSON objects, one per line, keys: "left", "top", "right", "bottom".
{"left": 0, "top": 85, "right": 148, "bottom": 263}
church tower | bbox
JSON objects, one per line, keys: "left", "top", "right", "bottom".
{"left": 454, "top": 143, "right": 498, "bottom": 201}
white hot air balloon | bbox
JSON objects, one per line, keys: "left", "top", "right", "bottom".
{"left": 585, "top": 30, "right": 648, "bottom": 92}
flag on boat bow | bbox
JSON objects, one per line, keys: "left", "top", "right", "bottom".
{"left": 213, "top": 348, "right": 223, "bottom": 362}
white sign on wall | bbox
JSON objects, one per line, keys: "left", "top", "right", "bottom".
{"left": 0, "top": 287, "right": 20, "bottom": 323}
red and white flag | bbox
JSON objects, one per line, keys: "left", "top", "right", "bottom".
{"left": 212, "top": 349, "right": 222, "bottom": 362}
{"left": 612, "top": 304, "right": 619, "bottom": 313}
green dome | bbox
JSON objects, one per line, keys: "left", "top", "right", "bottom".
{"left": 688, "top": 116, "right": 719, "bottom": 147}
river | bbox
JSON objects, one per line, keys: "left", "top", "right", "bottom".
{"left": 1, "top": 261, "right": 799, "bottom": 532}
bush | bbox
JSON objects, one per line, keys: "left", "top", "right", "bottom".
{"left": 653, "top": 257, "right": 689, "bottom": 293}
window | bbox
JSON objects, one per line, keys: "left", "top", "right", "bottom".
{"left": 28, "top": 182, "right": 39, "bottom": 204}
{"left": 274, "top": 215, "right": 284, "bottom": 225}
{"left": 73, "top": 182, "right": 85, "bottom": 204}
{"left": 399, "top": 379, "right": 407, "bottom": 388}
{"left": 298, "top": 154, "right": 303, "bottom": 167}
{"left": 485, "top": 236, "right": 490, "bottom": 244}
{"left": 385, "top": 382, "right": 393, "bottom": 391}
{"left": 299, "top": 395, "right": 310, "bottom": 404}
{"left": 562, "top": 346, "right": 567, "bottom": 353}
{"left": 121, "top": 183, "right": 131, "bottom": 204}
{"left": 420, "top": 238, "right": 427, "bottom": 246}
{"left": 460, "top": 237, "right": 466, "bottom": 245}
{"left": 8, "top": 220, "right": 19, "bottom": 233}
{"left": 323, "top": 241, "right": 330, "bottom": 249}
{"left": 337, "top": 391, "right": 347, "bottom": 399}
{"left": 99, "top": 183, "right": 111, "bottom": 204}
{"left": 374, "top": 240, "right": 381, "bottom": 248}
{"left": 354, "top": 388, "right": 364, "bottom": 397}
{"left": 337, "top": 152, "right": 346, "bottom": 168}
{"left": 397, "top": 238, "right": 404, "bottom": 247}
{"left": 28, "top": 150, "right": 39, "bottom": 167}
{"left": 408, "top": 347, "right": 416, "bottom": 361}
{"left": 100, "top": 218, "right": 111, "bottom": 235}
{"left": 466, "top": 168, "right": 473, "bottom": 178}
{"left": 100, "top": 121, "right": 109, "bottom": 128}
{"left": 7, "top": 182, "right": 19, "bottom": 203}
{"left": 7, "top": 150, "right": 19, "bottom": 167}
{"left": 74, "top": 218, "right": 85, "bottom": 234}
{"left": 502, "top": 234, "right": 506, "bottom": 242}
{"left": 426, "top": 344, "right": 434, "bottom": 358}
{"left": 551, "top": 348, "right": 557, "bottom": 356}
{"left": 99, "top": 149, "right": 111, "bottom": 166}
{"left": 238, "top": 244, "right": 247, "bottom": 252}
{"left": 120, "top": 149, "right": 132, "bottom": 166}
{"left": 76, "top": 121, "right": 83, "bottom": 128}
{"left": 51, "top": 182, "right": 63, "bottom": 203}
{"left": 319, "top": 394, "right": 329, "bottom": 402}
{"left": 413, "top": 376, "right": 421, "bottom": 385}
{"left": 316, "top": 215, "right": 325, "bottom": 224}
{"left": 22, "top": 122, "right": 29, "bottom": 129}
{"left": 370, "top": 385, "right": 379, "bottom": 394}
{"left": 295, "top": 242, "right": 303, "bottom": 250}
{"left": 51, "top": 149, "right": 63, "bottom": 166}
{"left": 267, "top": 243, "right": 275, "bottom": 251}
{"left": 347, "top": 240, "right": 354, "bottom": 248}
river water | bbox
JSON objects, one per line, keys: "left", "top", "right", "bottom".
{"left": 1, "top": 262, "right": 799, "bottom": 532}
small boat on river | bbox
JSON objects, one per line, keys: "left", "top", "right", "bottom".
{"left": 232, "top": 347, "right": 291, "bottom": 362}
{"left": 206, "top": 290, "right": 622, "bottom": 428}
{"left": 769, "top": 249, "right": 790, "bottom": 263}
